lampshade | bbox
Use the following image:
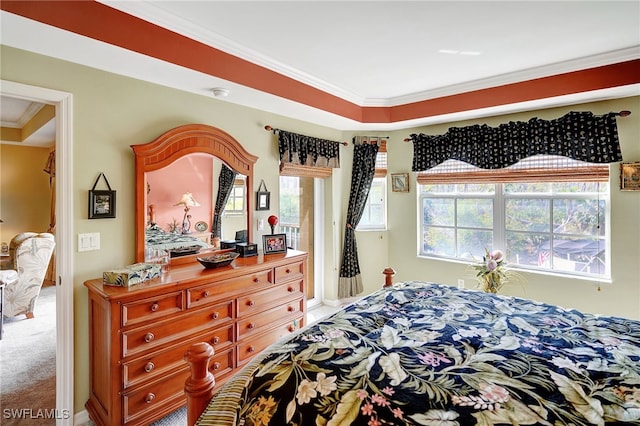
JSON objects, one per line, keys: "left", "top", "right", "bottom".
{"left": 267, "top": 215, "right": 278, "bottom": 227}
{"left": 174, "top": 192, "right": 200, "bottom": 208}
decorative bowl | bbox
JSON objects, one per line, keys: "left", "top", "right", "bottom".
{"left": 196, "top": 252, "right": 239, "bottom": 269}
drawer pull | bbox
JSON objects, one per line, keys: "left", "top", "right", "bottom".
{"left": 203, "top": 290, "right": 210, "bottom": 298}
{"left": 288, "top": 306, "right": 295, "bottom": 312}
{"left": 145, "top": 393, "right": 155, "bottom": 404}
{"left": 144, "top": 332, "right": 155, "bottom": 343}
{"left": 247, "top": 300, "right": 255, "bottom": 307}
{"left": 288, "top": 287, "right": 294, "bottom": 292}
{"left": 253, "top": 277, "right": 259, "bottom": 283}
{"left": 212, "top": 336, "right": 220, "bottom": 344}
{"left": 248, "top": 346, "right": 255, "bottom": 353}
{"left": 213, "top": 362, "right": 221, "bottom": 370}
{"left": 212, "top": 312, "right": 220, "bottom": 320}
{"left": 248, "top": 322, "right": 255, "bottom": 329}
{"left": 150, "top": 302, "right": 159, "bottom": 312}
{"left": 288, "top": 325, "right": 295, "bottom": 332}
{"left": 144, "top": 362, "right": 155, "bottom": 373}
{"left": 286, "top": 268, "right": 291, "bottom": 273}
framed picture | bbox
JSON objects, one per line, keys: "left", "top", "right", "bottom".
{"left": 262, "top": 233, "right": 287, "bottom": 254}
{"left": 391, "top": 173, "right": 409, "bottom": 192}
{"left": 620, "top": 162, "right": 640, "bottom": 191}
{"left": 256, "top": 179, "right": 270, "bottom": 211}
{"left": 256, "top": 191, "right": 270, "bottom": 211}
{"left": 89, "top": 190, "right": 116, "bottom": 219}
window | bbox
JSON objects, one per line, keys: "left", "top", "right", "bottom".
{"left": 224, "top": 179, "right": 245, "bottom": 213}
{"left": 358, "top": 177, "right": 386, "bottom": 229}
{"left": 357, "top": 138, "right": 387, "bottom": 230}
{"left": 419, "top": 158, "right": 610, "bottom": 279}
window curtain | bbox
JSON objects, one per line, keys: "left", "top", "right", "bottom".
{"left": 410, "top": 111, "right": 623, "bottom": 172}
{"left": 354, "top": 136, "right": 388, "bottom": 177}
{"left": 338, "top": 143, "right": 379, "bottom": 298}
{"left": 212, "top": 164, "right": 237, "bottom": 239}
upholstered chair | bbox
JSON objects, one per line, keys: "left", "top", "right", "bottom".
{"left": 0, "top": 232, "right": 39, "bottom": 270}
{"left": 0, "top": 233, "right": 55, "bottom": 319}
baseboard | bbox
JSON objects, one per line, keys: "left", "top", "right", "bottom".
{"left": 74, "top": 410, "right": 91, "bottom": 425}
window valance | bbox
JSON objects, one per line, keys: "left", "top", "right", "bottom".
{"left": 410, "top": 111, "right": 624, "bottom": 172}
{"left": 278, "top": 129, "right": 342, "bottom": 169}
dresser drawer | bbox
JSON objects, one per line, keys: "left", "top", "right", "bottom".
{"left": 122, "top": 301, "right": 233, "bottom": 358}
{"left": 274, "top": 261, "right": 304, "bottom": 283}
{"left": 209, "top": 347, "right": 235, "bottom": 382}
{"left": 237, "top": 298, "right": 304, "bottom": 340}
{"left": 237, "top": 314, "right": 304, "bottom": 365}
{"left": 187, "top": 269, "right": 273, "bottom": 309}
{"left": 122, "top": 369, "right": 188, "bottom": 424}
{"left": 121, "top": 291, "right": 184, "bottom": 328}
{"left": 237, "top": 280, "right": 304, "bottom": 317}
{"left": 123, "top": 324, "right": 234, "bottom": 388}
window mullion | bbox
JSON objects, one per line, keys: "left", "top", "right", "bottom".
{"left": 494, "top": 184, "right": 506, "bottom": 252}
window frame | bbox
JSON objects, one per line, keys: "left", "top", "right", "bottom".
{"left": 357, "top": 176, "right": 387, "bottom": 230}
{"left": 418, "top": 181, "right": 611, "bottom": 280}
{"left": 223, "top": 179, "right": 246, "bottom": 214}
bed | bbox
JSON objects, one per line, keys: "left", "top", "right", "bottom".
{"left": 185, "top": 272, "right": 640, "bottom": 425}
{"left": 145, "top": 224, "right": 211, "bottom": 254}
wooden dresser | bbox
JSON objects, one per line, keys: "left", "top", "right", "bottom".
{"left": 84, "top": 250, "right": 307, "bottom": 426}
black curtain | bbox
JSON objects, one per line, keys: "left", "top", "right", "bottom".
{"left": 411, "top": 111, "right": 623, "bottom": 171}
{"left": 278, "top": 130, "right": 341, "bottom": 168}
{"left": 338, "top": 143, "right": 379, "bottom": 298}
{"left": 212, "top": 164, "right": 237, "bottom": 239}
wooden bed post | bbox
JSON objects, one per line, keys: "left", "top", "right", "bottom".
{"left": 382, "top": 267, "right": 396, "bottom": 287}
{"left": 184, "top": 342, "right": 216, "bottom": 426}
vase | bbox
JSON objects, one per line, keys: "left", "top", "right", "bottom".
{"left": 482, "top": 274, "right": 500, "bottom": 294}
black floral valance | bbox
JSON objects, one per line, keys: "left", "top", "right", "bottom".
{"left": 411, "top": 111, "right": 623, "bottom": 172}
{"left": 278, "top": 129, "right": 341, "bottom": 168}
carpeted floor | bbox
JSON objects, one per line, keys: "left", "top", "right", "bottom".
{"left": 1, "top": 285, "right": 57, "bottom": 425}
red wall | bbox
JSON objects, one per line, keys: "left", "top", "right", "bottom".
{"left": 146, "top": 155, "right": 213, "bottom": 232}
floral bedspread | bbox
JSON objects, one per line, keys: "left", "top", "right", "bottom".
{"left": 197, "top": 282, "right": 640, "bottom": 425}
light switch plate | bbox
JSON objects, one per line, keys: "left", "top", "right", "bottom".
{"left": 78, "top": 232, "right": 100, "bottom": 252}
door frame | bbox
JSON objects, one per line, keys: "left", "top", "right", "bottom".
{"left": 2, "top": 80, "right": 74, "bottom": 425}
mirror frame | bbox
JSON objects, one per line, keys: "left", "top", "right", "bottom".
{"left": 132, "top": 124, "right": 258, "bottom": 263}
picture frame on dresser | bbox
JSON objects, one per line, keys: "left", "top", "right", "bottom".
{"left": 263, "top": 234, "right": 287, "bottom": 254}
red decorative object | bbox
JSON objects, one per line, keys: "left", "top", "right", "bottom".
{"left": 268, "top": 215, "right": 279, "bottom": 234}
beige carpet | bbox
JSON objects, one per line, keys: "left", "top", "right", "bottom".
{"left": 0, "top": 285, "right": 57, "bottom": 425}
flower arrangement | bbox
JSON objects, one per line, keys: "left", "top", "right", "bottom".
{"left": 472, "top": 248, "right": 508, "bottom": 293}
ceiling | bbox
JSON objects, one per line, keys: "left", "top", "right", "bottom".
{"left": 1, "top": 0, "right": 639, "bottom": 142}
{"left": 0, "top": 97, "right": 54, "bottom": 147}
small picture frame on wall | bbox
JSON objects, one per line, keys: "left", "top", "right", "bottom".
{"left": 262, "top": 233, "right": 287, "bottom": 255}
{"left": 620, "top": 162, "right": 640, "bottom": 191}
{"left": 88, "top": 172, "right": 116, "bottom": 219}
{"left": 256, "top": 179, "right": 270, "bottom": 211}
{"left": 89, "top": 190, "right": 116, "bottom": 219}
{"left": 391, "top": 173, "right": 409, "bottom": 192}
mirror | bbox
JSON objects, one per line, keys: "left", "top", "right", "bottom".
{"left": 132, "top": 124, "right": 257, "bottom": 263}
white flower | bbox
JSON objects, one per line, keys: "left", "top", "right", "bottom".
{"left": 315, "top": 373, "right": 337, "bottom": 396}
{"left": 296, "top": 379, "right": 317, "bottom": 404}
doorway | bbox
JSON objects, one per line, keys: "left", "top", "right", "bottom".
{"left": 1, "top": 80, "right": 74, "bottom": 425}
{"left": 279, "top": 176, "right": 323, "bottom": 305}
